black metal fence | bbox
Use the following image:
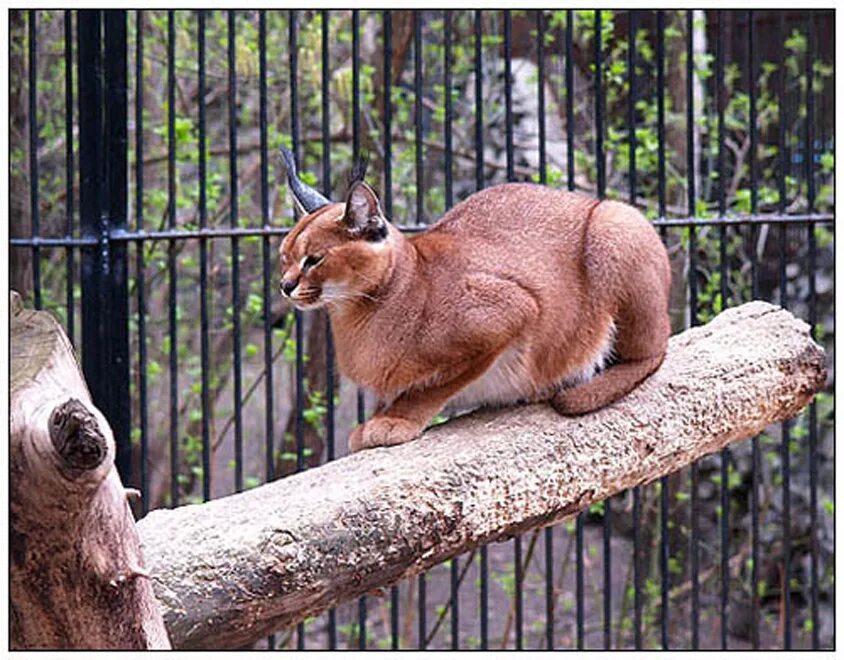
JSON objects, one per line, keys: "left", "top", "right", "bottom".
{"left": 9, "top": 9, "right": 834, "bottom": 650}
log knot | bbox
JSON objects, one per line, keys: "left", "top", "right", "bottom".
{"left": 49, "top": 398, "right": 107, "bottom": 471}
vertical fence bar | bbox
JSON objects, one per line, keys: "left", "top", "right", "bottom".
{"left": 504, "top": 9, "right": 514, "bottom": 185}
{"left": 322, "top": 8, "right": 338, "bottom": 651}
{"left": 28, "top": 10, "right": 41, "bottom": 310}
{"left": 258, "top": 13, "right": 279, "bottom": 649}
{"left": 257, "top": 6, "right": 275, "bottom": 503}
{"left": 748, "top": 10, "right": 758, "bottom": 289}
{"left": 537, "top": 10, "right": 546, "bottom": 188}
{"left": 381, "top": 10, "right": 400, "bottom": 650}
{"left": 686, "top": 10, "right": 698, "bottom": 326}
{"left": 290, "top": 13, "right": 306, "bottom": 495}
{"left": 78, "top": 9, "right": 131, "bottom": 487}
{"left": 627, "top": 9, "right": 642, "bottom": 651}
{"left": 227, "top": 10, "right": 244, "bottom": 499}
{"left": 685, "top": 5, "right": 697, "bottom": 304}
{"left": 777, "top": 12, "right": 792, "bottom": 647}
{"left": 444, "top": 11, "right": 453, "bottom": 209}
{"left": 64, "top": 11, "right": 75, "bottom": 345}
{"left": 288, "top": 9, "right": 307, "bottom": 651}
{"left": 632, "top": 494, "right": 643, "bottom": 642}
{"left": 716, "top": 10, "right": 729, "bottom": 650}
{"left": 626, "top": 7, "right": 636, "bottom": 201}
{"left": 322, "top": 11, "right": 332, "bottom": 200}
{"left": 594, "top": 10, "right": 605, "bottom": 199}
{"left": 593, "top": 9, "right": 610, "bottom": 651}
{"left": 565, "top": 11, "right": 574, "bottom": 194}
{"left": 746, "top": 10, "right": 760, "bottom": 650}
{"left": 350, "top": 9, "right": 367, "bottom": 650}
{"left": 166, "top": 10, "right": 180, "bottom": 506}
{"left": 655, "top": 9, "right": 669, "bottom": 651}
{"left": 502, "top": 9, "right": 521, "bottom": 650}
{"left": 325, "top": 340, "right": 337, "bottom": 646}
{"left": 656, "top": 10, "right": 666, "bottom": 219}
{"left": 352, "top": 10, "right": 361, "bottom": 161}
{"left": 356, "top": 412, "right": 367, "bottom": 649}
{"left": 627, "top": 10, "right": 636, "bottom": 207}
{"left": 383, "top": 15, "right": 399, "bottom": 650}
{"left": 382, "top": 11, "right": 392, "bottom": 220}
{"left": 805, "top": 12, "right": 820, "bottom": 651}
{"left": 258, "top": 11, "right": 271, "bottom": 648}
{"left": 536, "top": 9, "right": 553, "bottom": 652}
{"left": 566, "top": 10, "right": 583, "bottom": 649}
{"left": 414, "top": 10, "right": 424, "bottom": 226}
{"left": 442, "top": 11, "right": 458, "bottom": 650}
{"left": 259, "top": 10, "right": 272, "bottom": 486}
{"left": 686, "top": 10, "right": 700, "bottom": 653}
{"left": 474, "top": 9, "right": 484, "bottom": 197}
{"left": 104, "top": 11, "right": 132, "bottom": 486}
{"left": 779, "top": 179, "right": 793, "bottom": 651}
{"left": 134, "top": 10, "right": 149, "bottom": 514}
{"left": 659, "top": 437, "right": 669, "bottom": 643}
{"left": 198, "top": 10, "right": 211, "bottom": 505}
{"left": 474, "top": 10, "right": 488, "bottom": 651}
{"left": 412, "top": 9, "right": 426, "bottom": 648}
{"left": 290, "top": 12, "right": 305, "bottom": 482}
{"left": 777, "top": 12, "right": 788, "bottom": 214}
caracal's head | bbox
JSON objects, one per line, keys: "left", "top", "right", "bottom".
{"left": 278, "top": 148, "right": 395, "bottom": 311}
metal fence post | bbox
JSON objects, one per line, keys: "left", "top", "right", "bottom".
{"left": 77, "top": 10, "right": 131, "bottom": 484}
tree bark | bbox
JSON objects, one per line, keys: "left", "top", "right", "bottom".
{"left": 10, "top": 291, "right": 170, "bottom": 650}
{"left": 136, "top": 301, "right": 825, "bottom": 649}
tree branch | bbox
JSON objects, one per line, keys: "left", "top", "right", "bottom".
{"left": 137, "top": 301, "right": 825, "bottom": 649}
{"left": 10, "top": 292, "right": 170, "bottom": 650}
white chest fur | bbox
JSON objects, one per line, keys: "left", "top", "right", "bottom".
{"left": 443, "top": 321, "right": 617, "bottom": 417}
{"left": 564, "top": 320, "right": 617, "bottom": 386}
{"left": 443, "top": 347, "right": 534, "bottom": 416}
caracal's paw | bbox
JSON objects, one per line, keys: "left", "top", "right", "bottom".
{"left": 348, "top": 416, "right": 423, "bottom": 452}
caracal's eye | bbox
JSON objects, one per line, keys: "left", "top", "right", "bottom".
{"left": 302, "top": 254, "right": 325, "bottom": 271}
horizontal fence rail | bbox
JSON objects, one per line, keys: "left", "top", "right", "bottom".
{"left": 7, "top": 212, "right": 837, "bottom": 247}
{"left": 10, "top": 9, "right": 834, "bottom": 650}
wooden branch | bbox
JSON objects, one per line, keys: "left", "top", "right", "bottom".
{"left": 10, "top": 292, "right": 170, "bottom": 650}
{"left": 137, "top": 301, "right": 825, "bottom": 649}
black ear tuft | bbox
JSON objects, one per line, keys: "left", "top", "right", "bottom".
{"left": 341, "top": 180, "right": 388, "bottom": 241}
{"left": 280, "top": 146, "right": 332, "bottom": 215}
{"left": 349, "top": 154, "right": 369, "bottom": 185}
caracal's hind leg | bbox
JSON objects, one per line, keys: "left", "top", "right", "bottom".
{"left": 551, "top": 284, "right": 669, "bottom": 415}
{"left": 551, "top": 200, "right": 671, "bottom": 415}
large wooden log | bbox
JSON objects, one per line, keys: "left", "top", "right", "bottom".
{"left": 10, "top": 292, "right": 170, "bottom": 649}
{"left": 137, "top": 301, "right": 826, "bottom": 649}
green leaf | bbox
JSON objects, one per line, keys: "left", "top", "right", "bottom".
{"left": 784, "top": 30, "right": 807, "bottom": 54}
{"left": 819, "top": 152, "right": 834, "bottom": 173}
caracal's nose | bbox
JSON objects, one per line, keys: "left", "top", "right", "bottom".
{"left": 280, "top": 279, "right": 298, "bottom": 297}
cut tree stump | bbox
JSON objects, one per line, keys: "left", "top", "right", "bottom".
{"left": 137, "top": 301, "right": 826, "bottom": 649}
{"left": 10, "top": 291, "right": 170, "bottom": 650}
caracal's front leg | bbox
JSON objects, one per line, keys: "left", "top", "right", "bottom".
{"left": 348, "top": 355, "right": 498, "bottom": 452}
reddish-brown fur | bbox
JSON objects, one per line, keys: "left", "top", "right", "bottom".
{"left": 280, "top": 181, "right": 671, "bottom": 452}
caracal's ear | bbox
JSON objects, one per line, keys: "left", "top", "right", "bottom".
{"left": 341, "top": 180, "right": 389, "bottom": 241}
